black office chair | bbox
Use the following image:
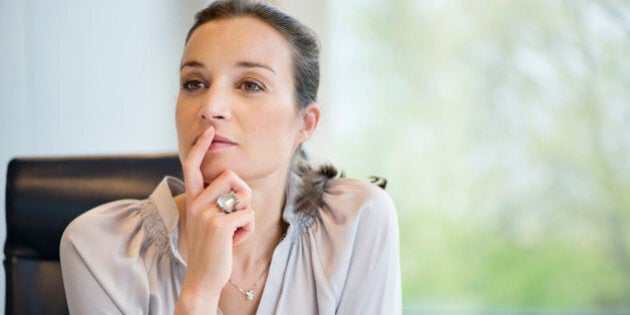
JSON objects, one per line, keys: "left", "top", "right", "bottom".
{"left": 4, "top": 154, "right": 182, "bottom": 315}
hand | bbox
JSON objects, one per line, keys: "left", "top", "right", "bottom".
{"left": 175, "top": 126, "right": 255, "bottom": 312}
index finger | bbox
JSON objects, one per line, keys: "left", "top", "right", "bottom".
{"left": 182, "top": 126, "right": 215, "bottom": 199}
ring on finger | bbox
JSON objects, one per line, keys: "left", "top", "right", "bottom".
{"left": 217, "top": 191, "right": 239, "bottom": 214}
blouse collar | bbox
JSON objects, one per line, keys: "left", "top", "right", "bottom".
{"left": 148, "top": 176, "right": 184, "bottom": 234}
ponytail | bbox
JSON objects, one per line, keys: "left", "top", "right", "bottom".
{"left": 292, "top": 149, "right": 343, "bottom": 216}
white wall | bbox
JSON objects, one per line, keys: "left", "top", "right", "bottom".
{"left": 0, "top": 0, "right": 208, "bottom": 310}
{"left": 0, "top": 0, "right": 327, "bottom": 311}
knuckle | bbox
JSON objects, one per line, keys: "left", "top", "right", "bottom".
{"left": 203, "top": 214, "right": 223, "bottom": 231}
{"left": 187, "top": 203, "right": 201, "bottom": 215}
{"left": 219, "top": 169, "right": 234, "bottom": 179}
{"left": 210, "top": 219, "right": 232, "bottom": 236}
{"left": 243, "top": 184, "right": 252, "bottom": 194}
{"left": 200, "top": 209, "right": 213, "bottom": 221}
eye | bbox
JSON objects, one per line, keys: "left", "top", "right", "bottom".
{"left": 239, "top": 80, "right": 265, "bottom": 92}
{"left": 182, "top": 80, "right": 207, "bottom": 91}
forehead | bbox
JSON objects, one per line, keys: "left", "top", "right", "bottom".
{"left": 183, "top": 17, "right": 293, "bottom": 73}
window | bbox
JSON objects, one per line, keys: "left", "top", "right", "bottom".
{"left": 327, "top": 0, "right": 630, "bottom": 313}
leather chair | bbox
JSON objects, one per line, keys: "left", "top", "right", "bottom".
{"left": 4, "top": 154, "right": 182, "bottom": 315}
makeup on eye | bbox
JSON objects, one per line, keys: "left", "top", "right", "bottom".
{"left": 179, "top": 65, "right": 272, "bottom": 94}
{"left": 182, "top": 80, "right": 207, "bottom": 91}
{"left": 238, "top": 79, "right": 266, "bottom": 92}
{"left": 181, "top": 79, "right": 266, "bottom": 93}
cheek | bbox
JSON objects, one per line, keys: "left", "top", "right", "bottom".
{"left": 175, "top": 103, "right": 194, "bottom": 156}
{"left": 175, "top": 107, "right": 185, "bottom": 141}
{"left": 175, "top": 107, "right": 186, "bottom": 134}
{"left": 253, "top": 110, "right": 300, "bottom": 150}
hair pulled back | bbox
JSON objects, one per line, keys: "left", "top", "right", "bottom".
{"left": 186, "top": 0, "right": 341, "bottom": 216}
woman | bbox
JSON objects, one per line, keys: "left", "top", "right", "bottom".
{"left": 60, "top": 0, "right": 401, "bottom": 314}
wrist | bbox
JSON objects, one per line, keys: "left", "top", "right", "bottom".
{"left": 175, "top": 287, "right": 220, "bottom": 315}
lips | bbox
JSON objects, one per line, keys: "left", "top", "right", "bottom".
{"left": 211, "top": 135, "right": 235, "bottom": 144}
{"left": 209, "top": 134, "right": 236, "bottom": 150}
{"left": 192, "top": 132, "right": 237, "bottom": 148}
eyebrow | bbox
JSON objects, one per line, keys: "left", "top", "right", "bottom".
{"left": 236, "top": 61, "right": 276, "bottom": 75}
{"left": 179, "top": 59, "right": 276, "bottom": 75}
{"left": 180, "top": 60, "right": 204, "bottom": 71}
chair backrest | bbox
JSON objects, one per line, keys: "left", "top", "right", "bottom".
{"left": 4, "top": 154, "right": 182, "bottom": 315}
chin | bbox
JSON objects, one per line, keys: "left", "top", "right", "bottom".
{"left": 199, "top": 155, "right": 289, "bottom": 185}
{"left": 200, "top": 160, "right": 252, "bottom": 184}
{"left": 201, "top": 165, "right": 229, "bottom": 184}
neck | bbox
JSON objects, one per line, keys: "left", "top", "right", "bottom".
{"left": 232, "top": 170, "right": 289, "bottom": 268}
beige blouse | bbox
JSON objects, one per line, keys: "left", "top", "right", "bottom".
{"left": 60, "top": 174, "right": 401, "bottom": 314}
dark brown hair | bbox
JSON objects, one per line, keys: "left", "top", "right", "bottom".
{"left": 186, "top": 0, "right": 341, "bottom": 217}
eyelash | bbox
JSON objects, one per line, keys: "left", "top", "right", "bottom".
{"left": 180, "top": 79, "right": 266, "bottom": 93}
{"left": 239, "top": 80, "right": 265, "bottom": 92}
{"left": 182, "top": 80, "right": 206, "bottom": 91}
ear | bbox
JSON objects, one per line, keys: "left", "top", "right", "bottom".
{"left": 296, "top": 103, "right": 320, "bottom": 143}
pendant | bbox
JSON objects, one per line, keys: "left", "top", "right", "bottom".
{"left": 245, "top": 290, "right": 254, "bottom": 301}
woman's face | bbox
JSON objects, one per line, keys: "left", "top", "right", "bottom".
{"left": 176, "top": 17, "right": 316, "bottom": 183}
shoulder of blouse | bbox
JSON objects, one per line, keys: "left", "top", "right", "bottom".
{"left": 60, "top": 198, "right": 146, "bottom": 257}
{"left": 309, "top": 177, "right": 399, "bottom": 299}
{"left": 60, "top": 176, "right": 183, "bottom": 262}
{"left": 59, "top": 197, "right": 168, "bottom": 314}
{"left": 320, "top": 177, "right": 397, "bottom": 227}
{"left": 62, "top": 198, "right": 144, "bottom": 238}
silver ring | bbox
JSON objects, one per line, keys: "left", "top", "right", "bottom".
{"left": 217, "top": 191, "right": 239, "bottom": 214}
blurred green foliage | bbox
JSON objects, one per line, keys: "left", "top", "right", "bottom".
{"left": 327, "top": 0, "right": 630, "bottom": 311}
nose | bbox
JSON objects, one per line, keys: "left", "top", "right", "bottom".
{"left": 199, "top": 84, "right": 231, "bottom": 122}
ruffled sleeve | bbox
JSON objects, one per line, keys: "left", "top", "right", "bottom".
{"left": 60, "top": 176, "right": 185, "bottom": 315}
{"left": 60, "top": 199, "right": 149, "bottom": 314}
